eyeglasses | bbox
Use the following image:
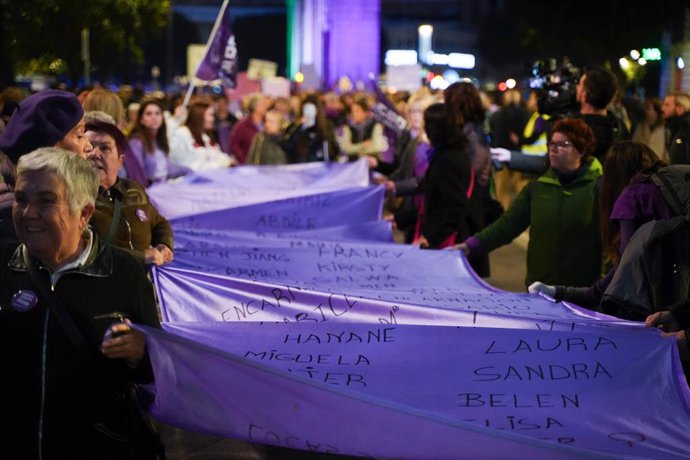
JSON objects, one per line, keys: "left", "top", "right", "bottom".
{"left": 548, "top": 140, "right": 573, "bottom": 150}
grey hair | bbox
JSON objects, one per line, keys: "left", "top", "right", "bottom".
{"left": 16, "top": 147, "right": 98, "bottom": 214}
{"left": 84, "top": 110, "right": 117, "bottom": 126}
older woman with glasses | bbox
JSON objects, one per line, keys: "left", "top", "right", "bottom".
{"left": 457, "top": 118, "right": 603, "bottom": 288}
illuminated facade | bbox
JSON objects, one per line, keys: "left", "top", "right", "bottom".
{"left": 288, "top": 0, "right": 380, "bottom": 89}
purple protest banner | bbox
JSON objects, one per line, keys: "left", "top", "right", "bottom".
{"left": 174, "top": 221, "right": 394, "bottom": 249}
{"left": 140, "top": 320, "right": 690, "bottom": 459}
{"left": 194, "top": 0, "right": 237, "bottom": 88}
{"left": 152, "top": 241, "right": 633, "bottom": 331}
{"left": 148, "top": 160, "right": 370, "bottom": 219}
{"left": 169, "top": 186, "right": 384, "bottom": 233}
{"left": 138, "top": 152, "right": 690, "bottom": 457}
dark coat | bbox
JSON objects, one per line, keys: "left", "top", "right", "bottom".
{"left": 421, "top": 144, "right": 474, "bottom": 248}
{"left": 0, "top": 236, "right": 160, "bottom": 459}
{"left": 601, "top": 215, "right": 690, "bottom": 321}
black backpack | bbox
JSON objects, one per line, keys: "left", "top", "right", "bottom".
{"left": 601, "top": 215, "right": 690, "bottom": 320}
{"left": 650, "top": 165, "right": 690, "bottom": 216}
{"left": 600, "top": 165, "right": 690, "bottom": 319}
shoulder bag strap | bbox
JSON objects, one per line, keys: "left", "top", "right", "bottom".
{"left": 22, "top": 247, "right": 94, "bottom": 363}
{"left": 103, "top": 196, "right": 123, "bottom": 247}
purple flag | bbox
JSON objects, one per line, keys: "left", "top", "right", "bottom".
{"left": 195, "top": 0, "right": 237, "bottom": 88}
{"left": 370, "top": 76, "right": 408, "bottom": 135}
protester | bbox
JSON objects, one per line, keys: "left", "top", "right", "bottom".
{"left": 128, "top": 98, "right": 190, "bottom": 184}
{"left": 246, "top": 109, "right": 288, "bottom": 165}
{"left": 229, "top": 93, "right": 272, "bottom": 164}
{"left": 667, "top": 93, "right": 690, "bottom": 165}
{"left": 0, "top": 89, "right": 93, "bottom": 162}
{"left": 633, "top": 98, "right": 667, "bottom": 161}
{"left": 443, "top": 81, "right": 495, "bottom": 276}
{"left": 529, "top": 141, "right": 672, "bottom": 306}
{"left": 414, "top": 103, "right": 474, "bottom": 250}
{"left": 457, "top": 118, "right": 603, "bottom": 287}
{"left": 170, "top": 99, "right": 235, "bottom": 171}
{"left": 336, "top": 95, "right": 388, "bottom": 164}
{"left": 0, "top": 147, "right": 160, "bottom": 458}
{"left": 383, "top": 93, "right": 434, "bottom": 243}
{"left": 82, "top": 88, "right": 148, "bottom": 185}
{"left": 283, "top": 94, "right": 339, "bottom": 163}
{"left": 213, "top": 93, "right": 237, "bottom": 155}
{"left": 663, "top": 92, "right": 690, "bottom": 152}
{"left": 0, "top": 89, "right": 94, "bottom": 243}
{"left": 489, "top": 89, "right": 530, "bottom": 209}
{"left": 86, "top": 114, "right": 174, "bottom": 266}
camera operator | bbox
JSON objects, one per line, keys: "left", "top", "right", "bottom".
{"left": 492, "top": 65, "right": 630, "bottom": 172}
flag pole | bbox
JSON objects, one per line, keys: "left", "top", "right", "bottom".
{"left": 183, "top": 0, "right": 230, "bottom": 108}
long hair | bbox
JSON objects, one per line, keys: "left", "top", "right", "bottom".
{"left": 600, "top": 141, "right": 665, "bottom": 261}
{"left": 644, "top": 98, "right": 664, "bottom": 129}
{"left": 129, "top": 99, "right": 169, "bottom": 155}
{"left": 82, "top": 89, "right": 125, "bottom": 125}
{"left": 443, "top": 82, "right": 482, "bottom": 146}
{"left": 185, "top": 100, "right": 213, "bottom": 147}
{"left": 302, "top": 94, "right": 330, "bottom": 140}
{"left": 444, "top": 82, "right": 484, "bottom": 126}
{"left": 424, "top": 103, "right": 453, "bottom": 148}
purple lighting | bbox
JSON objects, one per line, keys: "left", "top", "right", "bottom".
{"left": 325, "top": 0, "right": 380, "bottom": 90}
{"left": 290, "top": 0, "right": 380, "bottom": 90}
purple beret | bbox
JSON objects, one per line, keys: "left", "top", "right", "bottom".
{"left": 0, "top": 89, "right": 84, "bottom": 163}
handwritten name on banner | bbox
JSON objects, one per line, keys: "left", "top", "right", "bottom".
{"left": 154, "top": 240, "right": 629, "bottom": 331}
{"left": 168, "top": 187, "right": 384, "bottom": 233}
{"left": 142, "top": 322, "right": 690, "bottom": 459}
{"left": 144, "top": 158, "right": 690, "bottom": 458}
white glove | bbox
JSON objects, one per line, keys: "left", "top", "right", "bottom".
{"left": 528, "top": 281, "right": 556, "bottom": 298}
{"left": 490, "top": 147, "right": 512, "bottom": 163}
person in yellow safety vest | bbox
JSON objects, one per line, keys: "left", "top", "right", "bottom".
{"left": 519, "top": 91, "right": 550, "bottom": 157}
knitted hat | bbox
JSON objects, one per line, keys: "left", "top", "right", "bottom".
{"left": 0, "top": 89, "right": 84, "bottom": 163}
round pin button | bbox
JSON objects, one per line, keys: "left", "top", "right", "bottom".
{"left": 11, "top": 290, "right": 38, "bottom": 312}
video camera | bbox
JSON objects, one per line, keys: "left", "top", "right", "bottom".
{"left": 529, "top": 58, "right": 581, "bottom": 118}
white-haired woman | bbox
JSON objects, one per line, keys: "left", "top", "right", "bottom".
{"left": 0, "top": 147, "right": 160, "bottom": 458}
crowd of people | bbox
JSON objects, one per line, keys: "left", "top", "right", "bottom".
{"left": 0, "top": 67, "right": 689, "bottom": 457}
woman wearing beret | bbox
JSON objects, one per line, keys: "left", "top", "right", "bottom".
{"left": 0, "top": 89, "right": 92, "bottom": 162}
{"left": 0, "top": 89, "right": 94, "bottom": 244}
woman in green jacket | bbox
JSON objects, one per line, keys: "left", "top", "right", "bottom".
{"left": 459, "top": 118, "right": 603, "bottom": 288}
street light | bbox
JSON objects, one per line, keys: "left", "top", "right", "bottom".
{"left": 418, "top": 25, "right": 433, "bottom": 65}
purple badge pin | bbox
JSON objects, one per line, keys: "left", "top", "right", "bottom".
{"left": 136, "top": 208, "right": 148, "bottom": 222}
{"left": 11, "top": 290, "right": 38, "bottom": 312}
